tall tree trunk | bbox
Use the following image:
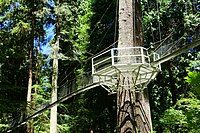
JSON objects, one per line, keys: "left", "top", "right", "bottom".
{"left": 26, "top": 36, "right": 34, "bottom": 133}
{"left": 117, "top": 0, "right": 152, "bottom": 132}
{"left": 27, "top": 36, "right": 34, "bottom": 108}
{"left": 26, "top": 0, "right": 35, "bottom": 132}
{"left": 50, "top": 2, "right": 60, "bottom": 132}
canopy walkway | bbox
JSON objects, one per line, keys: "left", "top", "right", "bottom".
{"left": 7, "top": 34, "right": 200, "bottom": 132}
{"left": 59, "top": 47, "right": 161, "bottom": 98}
{"left": 58, "top": 35, "right": 200, "bottom": 102}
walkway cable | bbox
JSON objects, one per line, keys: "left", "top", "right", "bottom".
{"left": 59, "top": 39, "right": 118, "bottom": 89}
{"left": 94, "top": 19, "right": 115, "bottom": 52}
{"left": 89, "top": 1, "right": 113, "bottom": 36}
{"left": 156, "top": 0, "right": 162, "bottom": 53}
{"left": 114, "top": 0, "right": 119, "bottom": 44}
{"left": 59, "top": 1, "right": 114, "bottom": 86}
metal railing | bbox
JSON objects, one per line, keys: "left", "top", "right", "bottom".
{"left": 155, "top": 32, "right": 200, "bottom": 58}
{"left": 92, "top": 47, "right": 159, "bottom": 75}
{"left": 59, "top": 72, "right": 93, "bottom": 98}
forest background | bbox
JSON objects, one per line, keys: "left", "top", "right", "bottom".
{"left": 0, "top": 0, "right": 200, "bottom": 132}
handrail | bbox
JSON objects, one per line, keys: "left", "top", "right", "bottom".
{"left": 113, "top": 46, "right": 148, "bottom": 50}
{"left": 7, "top": 83, "right": 102, "bottom": 133}
{"left": 92, "top": 49, "right": 111, "bottom": 60}
{"left": 93, "top": 57, "right": 112, "bottom": 66}
{"left": 152, "top": 39, "right": 200, "bottom": 65}
{"left": 92, "top": 47, "right": 156, "bottom": 75}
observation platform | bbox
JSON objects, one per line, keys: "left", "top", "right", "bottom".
{"left": 59, "top": 47, "right": 161, "bottom": 97}
{"left": 92, "top": 47, "right": 161, "bottom": 91}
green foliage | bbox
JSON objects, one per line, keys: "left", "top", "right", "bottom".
{"left": 145, "top": 0, "right": 200, "bottom": 132}
{"left": 185, "top": 72, "right": 200, "bottom": 95}
{"left": 0, "top": 114, "right": 9, "bottom": 132}
{"left": 57, "top": 114, "right": 71, "bottom": 132}
{"left": 160, "top": 108, "right": 187, "bottom": 131}
{"left": 0, "top": 124, "right": 9, "bottom": 129}
{"left": 33, "top": 111, "right": 50, "bottom": 132}
{"left": 158, "top": 50, "right": 200, "bottom": 132}
{"left": 29, "top": 56, "right": 52, "bottom": 132}
{"left": 160, "top": 98, "right": 200, "bottom": 132}
{"left": 11, "top": 20, "right": 31, "bottom": 34}
{"left": 58, "top": 88, "right": 116, "bottom": 132}
{"left": 75, "top": 0, "right": 93, "bottom": 61}
{"left": 184, "top": 13, "right": 200, "bottom": 28}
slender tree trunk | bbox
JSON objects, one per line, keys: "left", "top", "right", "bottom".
{"left": 36, "top": 38, "right": 41, "bottom": 84}
{"left": 35, "top": 37, "right": 41, "bottom": 94}
{"left": 117, "top": 0, "right": 152, "bottom": 132}
{"left": 50, "top": 2, "right": 60, "bottom": 132}
{"left": 27, "top": 38, "right": 33, "bottom": 109}
{"left": 50, "top": 44, "right": 59, "bottom": 133}
{"left": 26, "top": 38, "right": 34, "bottom": 133}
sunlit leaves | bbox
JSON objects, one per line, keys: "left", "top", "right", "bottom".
{"left": 11, "top": 20, "right": 31, "bottom": 34}
{"left": 0, "top": 117, "right": 9, "bottom": 132}
{"left": 160, "top": 98, "right": 200, "bottom": 133}
{"left": 184, "top": 14, "right": 200, "bottom": 30}
{"left": 160, "top": 108, "right": 187, "bottom": 125}
{"left": 185, "top": 72, "right": 200, "bottom": 95}
{"left": 0, "top": 0, "right": 15, "bottom": 12}
{"left": 160, "top": 98, "right": 200, "bottom": 132}
{"left": 55, "top": 3, "right": 72, "bottom": 16}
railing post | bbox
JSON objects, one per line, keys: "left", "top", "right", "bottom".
{"left": 92, "top": 58, "right": 94, "bottom": 74}
{"left": 141, "top": 47, "right": 145, "bottom": 64}
{"left": 146, "top": 49, "right": 150, "bottom": 64}
{"left": 157, "top": 54, "right": 161, "bottom": 70}
{"left": 111, "top": 48, "right": 114, "bottom": 66}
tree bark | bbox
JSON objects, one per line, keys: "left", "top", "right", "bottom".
{"left": 50, "top": 37, "right": 59, "bottom": 133}
{"left": 117, "top": 0, "right": 152, "bottom": 132}
{"left": 26, "top": 44, "right": 33, "bottom": 133}
{"left": 50, "top": 1, "right": 60, "bottom": 132}
{"left": 50, "top": 49, "right": 58, "bottom": 133}
{"left": 117, "top": 74, "right": 136, "bottom": 133}
{"left": 35, "top": 38, "right": 41, "bottom": 94}
{"left": 118, "top": 0, "right": 143, "bottom": 48}
{"left": 27, "top": 37, "right": 33, "bottom": 108}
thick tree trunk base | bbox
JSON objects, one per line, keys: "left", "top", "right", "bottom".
{"left": 117, "top": 75, "right": 152, "bottom": 133}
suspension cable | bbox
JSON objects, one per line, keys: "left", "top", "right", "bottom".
{"left": 58, "top": 1, "right": 114, "bottom": 85}
{"left": 114, "top": 0, "right": 119, "bottom": 44}
{"left": 89, "top": 1, "right": 113, "bottom": 36}
{"left": 59, "top": 39, "right": 118, "bottom": 88}
{"left": 95, "top": 19, "right": 115, "bottom": 52}
{"left": 156, "top": 0, "right": 162, "bottom": 54}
